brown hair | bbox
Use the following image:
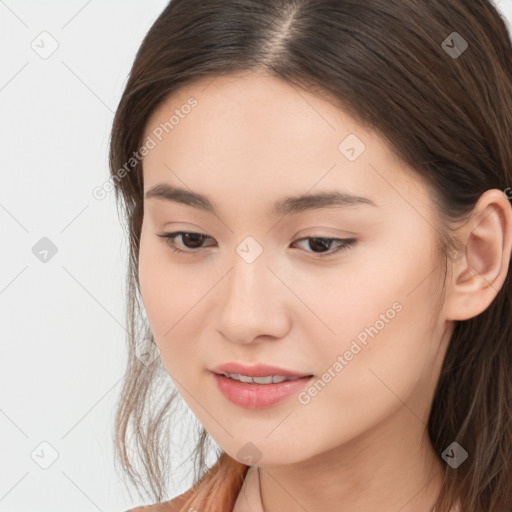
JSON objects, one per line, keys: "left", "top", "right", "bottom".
{"left": 109, "top": 1, "right": 512, "bottom": 511}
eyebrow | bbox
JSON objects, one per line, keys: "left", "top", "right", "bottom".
{"left": 145, "top": 183, "right": 378, "bottom": 216}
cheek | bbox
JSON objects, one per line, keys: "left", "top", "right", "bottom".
{"left": 291, "top": 249, "right": 410, "bottom": 361}
{"left": 285, "top": 290, "right": 438, "bottom": 456}
{"left": 303, "top": 237, "right": 440, "bottom": 406}
{"left": 138, "top": 231, "right": 187, "bottom": 353}
{"left": 138, "top": 230, "right": 211, "bottom": 373}
{"left": 138, "top": 234, "right": 170, "bottom": 334}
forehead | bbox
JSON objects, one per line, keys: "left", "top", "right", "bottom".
{"left": 142, "top": 70, "right": 380, "bottom": 162}
{"left": 140, "top": 71, "right": 429, "bottom": 216}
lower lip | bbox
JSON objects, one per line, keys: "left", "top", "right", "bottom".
{"left": 212, "top": 372, "right": 313, "bottom": 409}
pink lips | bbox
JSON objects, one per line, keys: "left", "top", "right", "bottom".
{"left": 210, "top": 362, "right": 314, "bottom": 409}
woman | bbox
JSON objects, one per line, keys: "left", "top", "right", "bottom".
{"left": 109, "top": 1, "right": 512, "bottom": 511}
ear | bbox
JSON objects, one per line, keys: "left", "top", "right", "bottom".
{"left": 443, "top": 189, "right": 512, "bottom": 322}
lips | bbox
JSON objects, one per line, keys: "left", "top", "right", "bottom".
{"left": 210, "top": 362, "right": 313, "bottom": 379}
{"left": 212, "top": 372, "right": 314, "bottom": 409}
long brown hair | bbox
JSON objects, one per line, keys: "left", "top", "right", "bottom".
{"left": 109, "top": 1, "right": 512, "bottom": 510}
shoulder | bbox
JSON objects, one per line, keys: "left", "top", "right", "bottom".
{"left": 124, "top": 486, "right": 196, "bottom": 512}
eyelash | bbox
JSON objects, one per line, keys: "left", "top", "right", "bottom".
{"left": 156, "top": 231, "right": 357, "bottom": 259}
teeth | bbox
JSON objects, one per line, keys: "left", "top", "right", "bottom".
{"left": 224, "top": 372, "right": 295, "bottom": 384}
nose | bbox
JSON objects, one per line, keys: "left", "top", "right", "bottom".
{"left": 216, "top": 253, "right": 291, "bottom": 344}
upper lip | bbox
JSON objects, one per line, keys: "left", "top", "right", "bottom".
{"left": 210, "top": 362, "right": 313, "bottom": 378}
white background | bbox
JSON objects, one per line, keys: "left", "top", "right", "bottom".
{"left": 1, "top": 1, "right": 511, "bottom": 511}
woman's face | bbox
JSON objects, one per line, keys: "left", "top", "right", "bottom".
{"left": 138, "top": 71, "right": 452, "bottom": 467}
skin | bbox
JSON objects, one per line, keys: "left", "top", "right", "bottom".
{"left": 137, "top": 70, "right": 512, "bottom": 512}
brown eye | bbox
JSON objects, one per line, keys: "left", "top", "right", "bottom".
{"left": 306, "top": 238, "right": 332, "bottom": 253}
{"left": 292, "top": 237, "right": 357, "bottom": 258}
{"left": 177, "top": 232, "right": 208, "bottom": 249}
{"left": 157, "top": 232, "right": 213, "bottom": 253}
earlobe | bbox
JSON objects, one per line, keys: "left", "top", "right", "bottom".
{"left": 444, "top": 189, "right": 512, "bottom": 322}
